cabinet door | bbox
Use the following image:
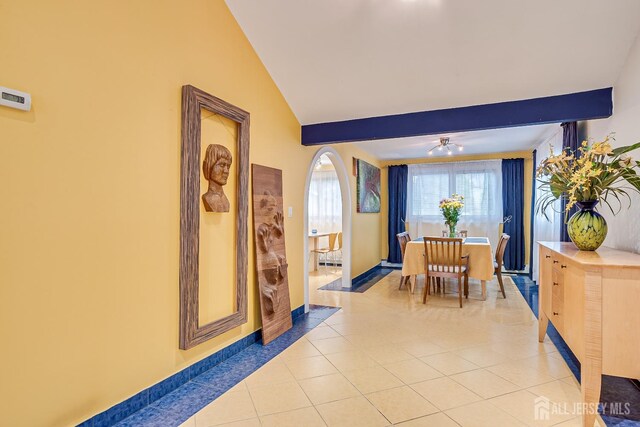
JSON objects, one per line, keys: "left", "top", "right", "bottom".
{"left": 539, "top": 247, "right": 552, "bottom": 316}
{"left": 562, "top": 263, "right": 584, "bottom": 360}
{"left": 551, "top": 267, "right": 564, "bottom": 334}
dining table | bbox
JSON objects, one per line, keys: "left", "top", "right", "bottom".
{"left": 401, "top": 236, "right": 495, "bottom": 300}
{"left": 308, "top": 232, "right": 332, "bottom": 271}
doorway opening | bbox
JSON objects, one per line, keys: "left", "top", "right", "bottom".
{"left": 303, "top": 147, "right": 351, "bottom": 312}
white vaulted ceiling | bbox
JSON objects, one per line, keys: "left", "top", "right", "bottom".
{"left": 225, "top": 0, "right": 640, "bottom": 125}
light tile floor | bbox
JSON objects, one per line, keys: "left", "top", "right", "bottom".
{"left": 183, "top": 269, "right": 603, "bottom": 426}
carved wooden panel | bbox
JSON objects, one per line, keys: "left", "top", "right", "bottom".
{"left": 179, "top": 85, "right": 249, "bottom": 350}
{"left": 251, "top": 164, "right": 292, "bottom": 345}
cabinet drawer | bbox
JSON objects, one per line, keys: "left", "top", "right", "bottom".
{"left": 562, "top": 264, "right": 584, "bottom": 361}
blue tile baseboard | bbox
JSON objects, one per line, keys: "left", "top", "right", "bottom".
{"left": 511, "top": 276, "right": 640, "bottom": 426}
{"left": 318, "top": 263, "right": 399, "bottom": 293}
{"left": 78, "top": 304, "right": 325, "bottom": 427}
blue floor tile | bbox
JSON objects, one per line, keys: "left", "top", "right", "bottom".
{"left": 113, "top": 406, "right": 182, "bottom": 427}
{"left": 318, "top": 267, "right": 396, "bottom": 292}
{"left": 150, "top": 381, "right": 219, "bottom": 420}
{"left": 111, "top": 304, "right": 339, "bottom": 427}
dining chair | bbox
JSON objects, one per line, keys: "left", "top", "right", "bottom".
{"left": 423, "top": 237, "right": 469, "bottom": 308}
{"left": 441, "top": 230, "right": 468, "bottom": 238}
{"left": 310, "top": 232, "right": 339, "bottom": 274}
{"left": 494, "top": 233, "right": 510, "bottom": 298}
{"left": 396, "top": 232, "right": 412, "bottom": 290}
{"left": 333, "top": 231, "right": 343, "bottom": 266}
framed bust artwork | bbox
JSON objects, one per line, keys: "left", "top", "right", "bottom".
{"left": 178, "top": 85, "right": 249, "bottom": 350}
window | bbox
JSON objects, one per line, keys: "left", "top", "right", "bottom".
{"left": 410, "top": 172, "right": 449, "bottom": 216}
{"left": 406, "top": 160, "right": 503, "bottom": 247}
{"left": 308, "top": 168, "right": 342, "bottom": 233}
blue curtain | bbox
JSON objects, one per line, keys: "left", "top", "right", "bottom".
{"left": 502, "top": 159, "right": 525, "bottom": 271}
{"left": 560, "top": 122, "right": 579, "bottom": 242}
{"left": 529, "top": 149, "right": 537, "bottom": 279}
{"left": 387, "top": 165, "right": 408, "bottom": 263}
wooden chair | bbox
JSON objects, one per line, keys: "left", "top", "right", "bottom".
{"left": 423, "top": 237, "right": 469, "bottom": 308}
{"left": 494, "top": 233, "right": 510, "bottom": 298}
{"left": 441, "top": 230, "right": 468, "bottom": 238}
{"left": 311, "top": 232, "right": 339, "bottom": 273}
{"left": 396, "top": 232, "right": 411, "bottom": 290}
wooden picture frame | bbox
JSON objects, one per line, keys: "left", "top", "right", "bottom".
{"left": 179, "top": 85, "right": 249, "bottom": 350}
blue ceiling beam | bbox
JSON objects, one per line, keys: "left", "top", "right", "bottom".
{"left": 301, "top": 87, "right": 613, "bottom": 145}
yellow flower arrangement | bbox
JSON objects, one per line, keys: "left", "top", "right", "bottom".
{"left": 439, "top": 194, "right": 465, "bottom": 230}
{"left": 536, "top": 134, "right": 640, "bottom": 221}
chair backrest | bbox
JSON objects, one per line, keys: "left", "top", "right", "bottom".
{"left": 396, "top": 232, "right": 411, "bottom": 260}
{"left": 495, "top": 233, "right": 510, "bottom": 266}
{"left": 336, "top": 231, "right": 343, "bottom": 250}
{"left": 441, "top": 230, "right": 468, "bottom": 238}
{"left": 423, "top": 236, "right": 464, "bottom": 276}
{"left": 328, "top": 232, "right": 338, "bottom": 250}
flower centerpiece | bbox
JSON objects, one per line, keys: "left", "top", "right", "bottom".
{"left": 536, "top": 134, "right": 640, "bottom": 250}
{"left": 439, "top": 194, "right": 464, "bottom": 238}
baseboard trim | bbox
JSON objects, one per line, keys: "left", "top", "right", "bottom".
{"left": 80, "top": 305, "right": 306, "bottom": 427}
{"left": 351, "top": 263, "right": 383, "bottom": 288}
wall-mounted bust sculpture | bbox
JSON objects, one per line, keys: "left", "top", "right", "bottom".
{"left": 202, "top": 144, "right": 232, "bottom": 212}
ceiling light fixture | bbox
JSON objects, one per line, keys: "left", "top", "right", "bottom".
{"left": 427, "top": 137, "right": 463, "bottom": 156}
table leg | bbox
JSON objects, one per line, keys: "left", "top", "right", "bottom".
{"left": 581, "top": 359, "right": 602, "bottom": 427}
{"left": 538, "top": 310, "right": 549, "bottom": 343}
{"left": 481, "top": 280, "right": 487, "bottom": 300}
{"left": 312, "top": 238, "right": 319, "bottom": 272}
{"left": 410, "top": 275, "right": 416, "bottom": 294}
{"left": 581, "top": 271, "right": 603, "bottom": 427}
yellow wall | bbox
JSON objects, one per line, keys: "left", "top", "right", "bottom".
{"left": 380, "top": 152, "right": 533, "bottom": 267}
{"left": 0, "top": 2, "right": 381, "bottom": 426}
{"left": 0, "top": 2, "right": 538, "bottom": 425}
{"left": 331, "top": 145, "right": 384, "bottom": 277}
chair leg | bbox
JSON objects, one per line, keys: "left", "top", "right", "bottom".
{"left": 422, "top": 279, "right": 429, "bottom": 303}
{"left": 464, "top": 273, "right": 469, "bottom": 298}
{"left": 458, "top": 276, "right": 463, "bottom": 308}
{"left": 400, "top": 275, "right": 410, "bottom": 291}
{"left": 496, "top": 269, "right": 506, "bottom": 298}
{"left": 323, "top": 253, "right": 328, "bottom": 275}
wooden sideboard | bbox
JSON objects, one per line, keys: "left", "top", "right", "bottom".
{"left": 538, "top": 242, "right": 640, "bottom": 427}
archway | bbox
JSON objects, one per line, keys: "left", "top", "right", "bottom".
{"left": 303, "top": 147, "right": 352, "bottom": 311}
